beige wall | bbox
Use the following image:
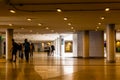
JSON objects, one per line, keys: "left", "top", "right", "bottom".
{"left": 89, "top": 31, "right": 104, "bottom": 57}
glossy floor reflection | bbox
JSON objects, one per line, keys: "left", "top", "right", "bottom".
{"left": 1, "top": 53, "right": 120, "bottom": 80}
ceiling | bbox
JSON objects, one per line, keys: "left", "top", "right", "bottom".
{"left": 1, "top": 0, "right": 120, "bottom": 34}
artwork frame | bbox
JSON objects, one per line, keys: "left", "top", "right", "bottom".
{"left": 65, "top": 41, "right": 73, "bottom": 52}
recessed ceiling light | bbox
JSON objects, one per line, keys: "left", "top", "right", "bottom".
{"left": 73, "top": 30, "right": 76, "bottom": 32}
{"left": 9, "top": 24, "right": 13, "bottom": 26}
{"left": 57, "top": 9, "right": 62, "bottom": 12}
{"left": 105, "top": 8, "right": 110, "bottom": 11}
{"left": 21, "top": 27, "right": 24, "bottom": 29}
{"left": 46, "top": 27, "right": 49, "bottom": 29}
{"left": 30, "top": 30, "right": 32, "bottom": 32}
{"left": 38, "top": 23, "right": 42, "bottom": 26}
{"left": 95, "top": 29, "right": 98, "bottom": 31}
{"left": 51, "top": 30, "right": 54, "bottom": 32}
{"left": 98, "top": 23, "right": 101, "bottom": 25}
{"left": 68, "top": 23, "right": 71, "bottom": 26}
{"left": 10, "top": 10, "right": 16, "bottom": 13}
{"left": 96, "top": 26, "right": 99, "bottom": 29}
{"left": 71, "top": 27, "right": 74, "bottom": 29}
{"left": 64, "top": 17, "right": 68, "bottom": 20}
{"left": 101, "top": 17, "right": 105, "bottom": 20}
{"left": 36, "top": 32, "right": 39, "bottom": 34}
{"left": 27, "top": 18, "right": 32, "bottom": 21}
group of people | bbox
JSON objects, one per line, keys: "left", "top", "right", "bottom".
{"left": 46, "top": 44, "right": 55, "bottom": 56}
{"left": 11, "top": 39, "right": 34, "bottom": 62}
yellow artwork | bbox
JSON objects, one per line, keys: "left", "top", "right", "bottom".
{"left": 65, "top": 41, "right": 73, "bottom": 52}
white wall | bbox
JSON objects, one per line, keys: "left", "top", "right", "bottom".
{"left": 61, "top": 34, "right": 73, "bottom": 57}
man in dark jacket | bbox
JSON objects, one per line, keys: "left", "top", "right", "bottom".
{"left": 11, "top": 39, "right": 19, "bottom": 62}
{"left": 23, "top": 39, "right": 30, "bottom": 62}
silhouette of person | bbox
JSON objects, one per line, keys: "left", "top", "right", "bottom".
{"left": 30, "top": 43, "right": 35, "bottom": 57}
{"left": 11, "top": 39, "right": 18, "bottom": 62}
{"left": 23, "top": 39, "right": 30, "bottom": 62}
{"left": 51, "top": 45, "right": 55, "bottom": 56}
{"left": 3, "top": 42, "right": 6, "bottom": 55}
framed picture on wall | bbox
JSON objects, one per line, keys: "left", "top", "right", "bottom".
{"left": 65, "top": 41, "right": 73, "bottom": 52}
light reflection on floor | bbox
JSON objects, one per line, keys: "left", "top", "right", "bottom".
{"left": 0, "top": 52, "right": 120, "bottom": 80}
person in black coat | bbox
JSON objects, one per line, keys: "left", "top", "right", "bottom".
{"left": 23, "top": 39, "right": 30, "bottom": 62}
{"left": 11, "top": 39, "right": 19, "bottom": 62}
{"left": 51, "top": 45, "right": 55, "bottom": 56}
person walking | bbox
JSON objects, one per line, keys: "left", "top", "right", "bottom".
{"left": 23, "top": 39, "right": 30, "bottom": 62}
{"left": 11, "top": 39, "right": 19, "bottom": 62}
{"left": 46, "top": 44, "right": 50, "bottom": 56}
{"left": 51, "top": 45, "right": 55, "bottom": 56}
{"left": 30, "top": 43, "right": 35, "bottom": 57}
{"left": 18, "top": 43, "right": 24, "bottom": 59}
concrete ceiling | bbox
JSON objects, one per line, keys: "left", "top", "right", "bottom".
{"left": 0, "top": 0, "right": 120, "bottom": 34}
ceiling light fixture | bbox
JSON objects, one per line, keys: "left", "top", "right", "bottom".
{"left": 51, "top": 30, "right": 54, "bottom": 32}
{"left": 96, "top": 26, "right": 99, "bottom": 29}
{"left": 46, "top": 27, "right": 49, "bottom": 29}
{"left": 36, "top": 32, "right": 39, "bottom": 34}
{"left": 10, "top": 10, "right": 16, "bottom": 13}
{"left": 64, "top": 17, "right": 68, "bottom": 20}
{"left": 98, "top": 23, "right": 101, "bottom": 25}
{"left": 95, "top": 29, "right": 98, "bottom": 31}
{"left": 30, "top": 30, "right": 32, "bottom": 32}
{"left": 27, "top": 18, "right": 32, "bottom": 21}
{"left": 9, "top": 24, "right": 13, "bottom": 26}
{"left": 71, "top": 27, "right": 74, "bottom": 29}
{"left": 73, "top": 30, "right": 76, "bottom": 32}
{"left": 21, "top": 27, "right": 24, "bottom": 29}
{"left": 57, "top": 9, "right": 62, "bottom": 12}
{"left": 68, "top": 23, "right": 71, "bottom": 26}
{"left": 101, "top": 17, "right": 105, "bottom": 20}
{"left": 105, "top": 8, "right": 110, "bottom": 11}
{"left": 38, "top": 23, "right": 42, "bottom": 26}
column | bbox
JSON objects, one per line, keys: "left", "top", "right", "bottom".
{"left": 106, "top": 24, "right": 116, "bottom": 62}
{"left": 57, "top": 37, "right": 60, "bottom": 56}
{"left": 6, "top": 29, "right": 13, "bottom": 61}
{"left": 89, "top": 31, "right": 104, "bottom": 57}
{"left": 73, "top": 31, "right": 89, "bottom": 58}
{"left": 82, "top": 31, "right": 89, "bottom": 58}
{"left": 73, "top": 33, "right": 79, "bottom": 57}
{"left": 60, "top": 35, "right": 64, "bottom": 56}
{"left": 0, "top": 36, "right": 2, "bottom": 56}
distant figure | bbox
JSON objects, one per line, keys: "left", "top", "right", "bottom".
{"left": 51, "top": 45, "right": 55, "bottom": 56}
{"left": 18, "top": 43, "right": 24, "bottom": 59}
{"left": 11, "top": 39, "right": 19, "bottom": 62}
{"left": 3, "top": 42, "right": 6, "bottom": 55}
{"left": 23, "top": 39, "right": 30, "bottom": 62}
{"left": 46, "top": 44, "right": 50, "bottom": 56}
{"left": 30, "top": 43, "right": 35, "bottom": 57}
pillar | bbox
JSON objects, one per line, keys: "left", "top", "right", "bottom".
{"left": 82, "top": 31, "right": 89, "bottom": 58}
{"left": 6, "top": 29, "right": 13, "bottom": 60}
{"left": 89, "top": 31, "right": 104, "bottom": 57}
{"left": 106, "top": 24, "right": 116, "bottom": 62}
{"left": 73, "top": 31, "right": 89, "bottom": 58}
{"left": 0, "top": 36, "right": 2, "bottom": 56}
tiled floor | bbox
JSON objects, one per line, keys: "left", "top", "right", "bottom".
{"left": 1, "top": 53, "right": 120, "bottom": 80}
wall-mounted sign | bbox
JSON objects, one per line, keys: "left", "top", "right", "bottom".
{"left": 65, "top": 41, "right": 73, "bottom": 52}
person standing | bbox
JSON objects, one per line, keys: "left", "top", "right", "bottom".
{"left": 51, "top": 45, "right": 55, "bottom": 56}
{"left": 46, "top": 44, "right": 50, "bottom": 56}
{"left": 23, "top": 39, "right": 30, "bottom": 62}
{"left": 3, "top": 42, "right": 6, "bottom": 55}
{"left": 11, "top": 39, "right": 19, "bottom": 62}
{"left": 30, "top": 43, "right": 35, "bottom": 57}
{"left": 18, "top": 43, "right": 24, "bottom": 59}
